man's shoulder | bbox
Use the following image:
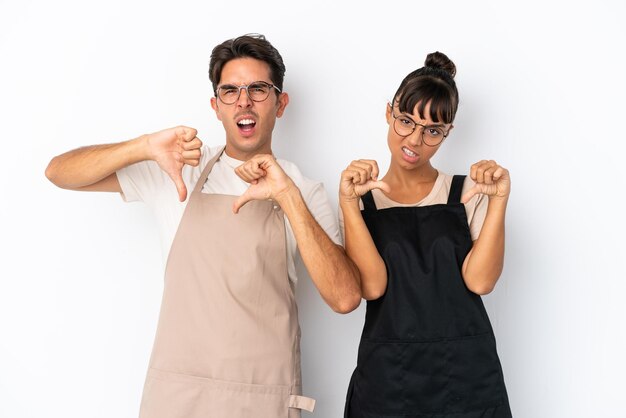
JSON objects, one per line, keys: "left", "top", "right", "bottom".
{"left": 275, "top": 158, "right": 322, "bottom": 191}
{"left": 201, "top": 144, "right": 226, "bottom": 163}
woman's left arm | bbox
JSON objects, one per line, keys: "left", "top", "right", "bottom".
{"left": 460, "top": 160, "right": 511, "bottom": 295}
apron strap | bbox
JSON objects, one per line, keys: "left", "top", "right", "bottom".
{"left": 361, "top": 191, "right": 377, "bottom": 212}
{"left": 288, "top": 394, "right": 316, "bottom": 412}
{"left": 447, "top": 175, "right": 466, "bottom": 204}
{"left": 192, "top": 146, "right": 226, "bottom": 195}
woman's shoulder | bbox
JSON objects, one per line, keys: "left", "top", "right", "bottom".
{"left": 434, "top": 172, "right": 481, "bottom": 205}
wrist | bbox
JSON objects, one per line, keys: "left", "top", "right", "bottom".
{"left": 487, "top": 194, "right": 509, "bottom": 212}
{"left": 116, "top": 134, "right": 152, "bottom": 166}
{"left": 130, "top": 134, "right": 153, "bottom": 162}
{"left": 273, "top": 180, "right": 300, "bottom": 206}
{"left": 340, "top": 196, "right": 361, "bottom": 211}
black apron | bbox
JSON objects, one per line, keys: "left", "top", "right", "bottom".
{"left": 345, "top": 175, "right": 512, "bottom": 418}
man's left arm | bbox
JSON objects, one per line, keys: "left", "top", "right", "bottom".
{"left": 233, "top": 155, "right": 361, "bottom": 314}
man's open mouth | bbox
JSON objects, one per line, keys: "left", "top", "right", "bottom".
{"left": 237, "top": 118, "right": 256, "bottom": 132}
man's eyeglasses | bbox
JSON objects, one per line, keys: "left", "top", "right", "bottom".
{"left": 216, "top": 81, "right": 281, "bottom": 105}
{"left": 388, "top": 103, "right": 450, "bottom": 147}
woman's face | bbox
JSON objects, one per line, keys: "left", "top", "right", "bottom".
{"left": 386, "top": 100, "right": 453, "bottom": 172}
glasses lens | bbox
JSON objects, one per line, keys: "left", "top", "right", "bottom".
{"left": 423, "top": 127, "right": 445, "bottom": 146}
{"left": 218, "top": 85, "right": 239, "bottom": 104}
{"left": 393, "top": 115, "right": 416, "bottom": 137}
{"left": 248, "top": 82, "right": 271, "bottom": 102}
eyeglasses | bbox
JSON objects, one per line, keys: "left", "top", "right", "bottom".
{"left": 215, "top": 81, "right": 281, "bottom": 105}
{"left": 388, "top": 103, "right": 450, "bottom": 147}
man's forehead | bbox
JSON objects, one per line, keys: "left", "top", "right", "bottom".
{"left": 220, "top": 57, "right": 272, "bottom": 85}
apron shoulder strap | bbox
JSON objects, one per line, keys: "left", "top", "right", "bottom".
{"left": 192, "top": 146, "right": 226, "bottom": 194}
{"left": 447, "top": 175, "right": 466, "bottom": 204}
{"left": 361, "top": 191, "right": 378, "bottom": 212}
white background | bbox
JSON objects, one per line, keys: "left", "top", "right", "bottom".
{"left": 1, "top": 1, "right": 625, "bottom": 417}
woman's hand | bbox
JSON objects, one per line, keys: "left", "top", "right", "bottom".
{"left": 461, "top": 160, "right": 511, "bottom": 204}
{"left": 339, "top": 159, "right": 390, "bottom": 205}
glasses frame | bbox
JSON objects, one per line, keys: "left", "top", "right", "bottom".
{"left": 215, "top": 81, "right": 282, "bottom": 105}
{"left": 388, "top": 103, "right": 451, "bottom": 147}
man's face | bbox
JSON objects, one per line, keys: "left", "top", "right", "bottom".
{"left": 210, "top": 57, "right": 289, "bottom": 161}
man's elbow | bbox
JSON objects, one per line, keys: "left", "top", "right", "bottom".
{"left": 45, "top": 158, "right": 65, "bottom": 188}
{"left": 45, "top": 159, "right": 57, "bottom": 184}
{"left": 331, "top": 293, "right": 361, "bottom": 314}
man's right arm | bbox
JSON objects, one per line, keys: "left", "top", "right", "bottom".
{"left": 45, "top": 126, "right": 202, "bottom": 201}
{"left": 45, "top": 138, "right": 147, "bottom": 193}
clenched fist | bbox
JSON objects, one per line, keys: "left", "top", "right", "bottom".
{"left": 232, "top": 154, "right": 294, "bottom": 213}
{"left": 461, "top": 160, "right": 511, "bottom": 204}
{"left": 146, "top": 126, "right": 203, "bottom": 201}
{"left": 339, "top": 159, "right": 390, "bottom": 205}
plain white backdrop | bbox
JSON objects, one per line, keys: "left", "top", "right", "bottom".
{"left": 1, "top": 0, "right": 625, "bottom": 417}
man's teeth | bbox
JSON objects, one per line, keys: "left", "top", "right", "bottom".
{"left": 403, "top": 147, "right": 417, "bottom": 157}
{"left": 238, "top": 119, "right": 255, "bottom": 125}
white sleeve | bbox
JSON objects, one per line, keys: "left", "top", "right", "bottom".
{"left": 338, "top": 204, "right": 345, "bottom": 243}
{"left": 116, "top": 160, "right": 172, "bottom": 204}
{"left": 116, "top": 144, "right": 218, "bottom": 204}
{"left": 304, "top": 183, "right": 343, "bottom": 246}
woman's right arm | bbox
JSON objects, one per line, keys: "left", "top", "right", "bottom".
{"left": 45, "top": 126, "right": 202, "bottom": 201}
{"left": 339, "top": 160, "right": 390, "bottom": 300}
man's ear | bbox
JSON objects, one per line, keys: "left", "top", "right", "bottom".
{"left": 276, "top": 93, "right": 289, "bottom": 118}
{"left": 210, "top": 97, "right": 222, "bottom": 121}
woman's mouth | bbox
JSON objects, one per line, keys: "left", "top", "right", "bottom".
{"left": 401, "top": 146, "right": 419, "bottom": 162}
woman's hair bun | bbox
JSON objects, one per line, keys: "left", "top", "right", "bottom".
{"left": 424, "top": 51, "right": 456, "bottom": 78}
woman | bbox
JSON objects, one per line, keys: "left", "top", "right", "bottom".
{"left": 340, "top": 52, "right": 512, "bottom": 417}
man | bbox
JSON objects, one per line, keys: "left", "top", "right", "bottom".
{"left": 45, "top": 34, "right": 361, "bottom": 418}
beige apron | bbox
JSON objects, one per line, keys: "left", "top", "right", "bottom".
{"left": 138, "top": 149, "right": 315, "bottom": 418}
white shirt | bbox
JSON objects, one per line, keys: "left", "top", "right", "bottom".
{"left": 117, "top": 145, "right": 341, "bottom": 283}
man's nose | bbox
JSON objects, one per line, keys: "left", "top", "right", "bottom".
{"left": 236, "top": 87, "right": 252, "bottom": 108}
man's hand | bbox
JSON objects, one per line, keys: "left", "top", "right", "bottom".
{"left": 339, "top": 159, "right": 390, "bottom": 205}
{"left": 232, "top": 154, "right": 294, "bottom": 213}
{"left": 461, "top": 160, "right": 511, "bottom": 204}
{"left": 146, "top": 126, "right": 202, "bottom": 202}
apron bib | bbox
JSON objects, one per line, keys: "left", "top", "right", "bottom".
{"left": 139, "top": 149, "right": 315, "bottom": 418}
{"left": 345, "top": 175, "right": 511, "bottom": 418}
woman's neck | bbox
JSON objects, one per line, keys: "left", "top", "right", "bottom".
{"left": 383, "top": 162, "right": 438, "bottom": 187}
{"left": 381, "top": 162, "right": 439, "bottom": 203}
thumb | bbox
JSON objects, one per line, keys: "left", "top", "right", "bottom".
{"left": 232, "top": 190, "right": 253, "bottom": 214}
{"left": 169, "top": 171, "right": 187, "bottom": 202}
{"left": 370, "top": 180, "right": 391, "bottom": 194}
{"left": 356, "top": 180, "right": 390, "bottom": 196}
{"left": 461, "top": 184, "right": 481, "bottom": 204}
